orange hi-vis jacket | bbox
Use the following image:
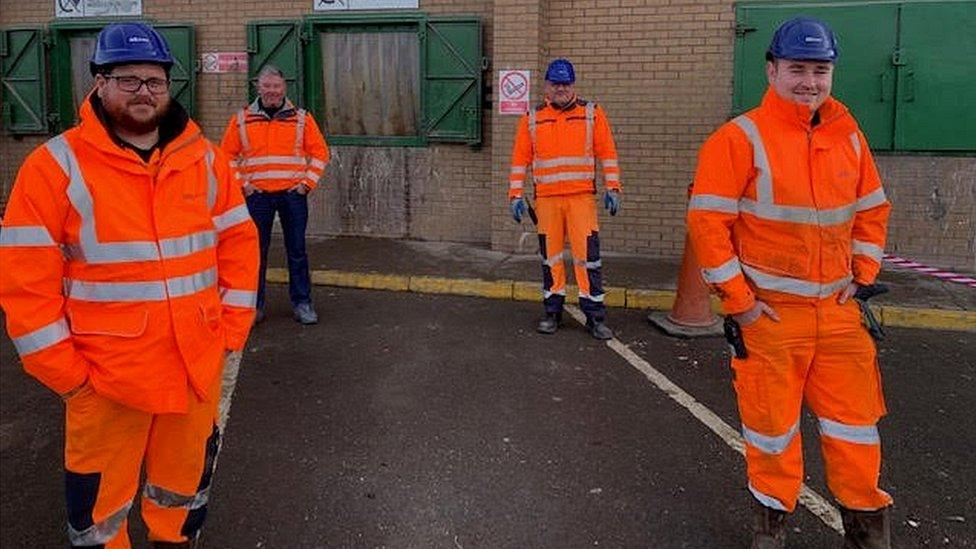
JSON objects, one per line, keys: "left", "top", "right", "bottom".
{"left": 0, "top": 97, "right": 259, "bottom": 414}
{"left": 220, "top": 98, "right": 330, "bottom": 192}
{"left": 687, "top": 87, "right": 891, "bottom": 315}
{"left": 509, "top": 98, "right": 621, "bottom": 200}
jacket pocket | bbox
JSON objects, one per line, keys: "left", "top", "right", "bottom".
{"left": 68, "top": 306, "right": 149, "bottom": 337}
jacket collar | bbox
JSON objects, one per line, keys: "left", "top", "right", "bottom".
{"left": 247, "top": 97, "right": 298, "bottom": 119}
{"left": 759, "top": 86, "right": 847, "bottom": 131}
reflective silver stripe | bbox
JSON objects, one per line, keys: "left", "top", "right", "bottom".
{"left": 572, "top": 257, "right": 602, "bottom": 270}
{"left": 237, "top": 109, "right": 250, "bottom": 152}
{"left": 0, "top": 225, "right": 57, "bottom": 246}
{"left": 818, "top": 418, "right": 880, "bottom": 445}
{"left": 66, "top": 268, "right": 216, "bottom": 302}
{"left": 66, "top": 279, "right": 167, "bottom": 302}
{"left": 543, "top": 251, "right": 564, "bottom": 267}
{"left": 852, "top": 239, "right": 884, "bottom": 262}
{"left": 47, "top": 135, "right": 160, "bottom": 264}
{"left": 220, "top": 287, "right": 257, "bottom": 308}
{"left": 741, "top": 264, "right": 853, "bottom": 298}
{"left": 535, "top": 171, "right": 596, "bottom": 184}
{"left": 167, "top": 267, "right": 217, "bottom": 298}
{"left": 688, "top": 194, "right": 739, "bottom": 214}
{"left": 584, "top": 102, "right": 595, "bottom": 157}
{"left": 309, "top": 157, "right": 327, "bottom": 170}
{"left": 742, "top": 422, "right": 799, "bottom": 454}
{"left": 579, "top": 292, "right": 605, "bottom": 303}
{"left": 68, "top": 500, "right": 132, "bottom": 546}
{"left": 144, "top": 483, "right": 209, "bottom": 511}
{"left": 749, "top": 484, "right": 788, "bottom": 511}
{"left": 294, "top": 109, "right": 307, "bottom": 155}
{"left": 528, "top": 111, "right": 536, "bottom": 145}
{"left": 602, "top": 159, "right": 618, "bottom": 169}
{"left": 158, "top": 230, "right": 216, "bottom": 259}
{"left": 213, "top": 204, "right": 251, "bottom": 232}
{"left": 205, "top": 147, "right": 217, "bottom": 211}
{"left": 702, "top": 256, "right": 743, "bottom": 284}
{"left": 850, "top": 132, "right": 861, "bottom": 161}
{"left": 543, "top": 289, "right": 566, "bottom": 299}
{"left": 12, "top": 318, "right": 70, "bottom": 356}
{"left": 246, "top": 170, "right": 307, "bottom": 181}
{"left": 856, "top": 187, "right": 888, "bottom": 211}
{"left": 239, "top": 155, "right": 308, "bottom": 167}
{"left": 510, "top": 166, "right": 527, "bottom": 175}
{"left": 605, "top": 173, "right": 620, "bottom": 182}
{"left": 510, "top": 181, "right": 524, "bottom": 190}
{"left": 534, "top": 156, "right": 594, "bottom": 170}
{"left": 733, "top": 115, "right": 774, "bottom": 204}
{"left": 740, "top": 198, "right": 855, "bottom": 226}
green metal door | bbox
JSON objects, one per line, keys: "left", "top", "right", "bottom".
{"left": 246, "top": 21, "right": 304, "bottom": 107}
{"left": 155, "top": 24, "right": 196, "bottom": 117}
{"left": 735, "top": 2, "right": 898, "bottom": 149}
{"left": 895, "top": 1, "right": 976, "bottom": 150}
{"left": 0, "top": 27, "right": 48, "bottom": 134}
{"left": 423, "top": 16, "right": 482, "bottom": 145}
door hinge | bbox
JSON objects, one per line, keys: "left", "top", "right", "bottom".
{"left": 735, "top": 23, "right": 757, "bottom": 37}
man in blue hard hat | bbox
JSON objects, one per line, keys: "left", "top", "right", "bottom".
{"left": 686, "top": 16, "right": 893, "bottom": 549}
{"left": 0, "top": 21, "right": 258, "bottom": 548}
{"left": 507, "top": 58, "right": 623, "bottom": 339}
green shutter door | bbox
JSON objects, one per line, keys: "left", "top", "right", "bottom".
{"left": 423, "top": 16, "right": 482, "bottom": 144}
{"left": 155, "top": 24, "right": 196, "bottom": 117}
{"left": 246, "top": 21, "right": 304, "bottom": 106}
{"left": 734, "top": 3, "right": 898, "bottom": 149}
{"left": 895, "top": 1, "right": 976, "bottom": 151}
{"left": 0, "top": 27, "right": 48, "bottom": 134}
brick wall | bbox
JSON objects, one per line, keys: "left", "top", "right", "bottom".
{"left": 1, "top": 0, "right": 973, "bottom": 271}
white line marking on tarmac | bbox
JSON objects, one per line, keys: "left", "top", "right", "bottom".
{"left": 564, "top": 305, "right": 844, "bottom": 534}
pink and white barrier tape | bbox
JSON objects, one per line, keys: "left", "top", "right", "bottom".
{"left": 883, "top": 254, "right": 976, "bottom": 288}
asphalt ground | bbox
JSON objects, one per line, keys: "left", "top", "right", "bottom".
{"left": 1, "top": 286, "right": 974, "bottom": 548}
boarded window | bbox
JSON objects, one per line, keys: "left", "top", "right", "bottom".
{"left": 320, "top": 30, "right": 419, "bottom": 137}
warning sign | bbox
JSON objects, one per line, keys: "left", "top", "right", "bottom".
{"left": 498, "top": 70, "right": 530, "bottom": 115}
{"left": 200, "top": 52, "right": 249, "bottom": 74}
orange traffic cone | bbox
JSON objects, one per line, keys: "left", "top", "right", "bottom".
{"left": 648, "top": 235, "right": 723, "bottom": 337}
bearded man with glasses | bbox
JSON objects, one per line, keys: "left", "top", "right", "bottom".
{"left": 0, "top": 22, "right": 259, "bottom": 548}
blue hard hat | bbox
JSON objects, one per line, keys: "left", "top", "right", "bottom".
{"left": 767, "top": 17, "right": 838, "bottom": 62}
{"left": 545, "top": 58, "right": 576, "bottom": 84}
{"left": 90, "top": 22, "right": 173, "bottom": 75}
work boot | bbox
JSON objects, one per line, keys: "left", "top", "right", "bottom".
{"left": 293, "top": 302, "right": 318, "bottom": 325}
{"left": 536, "top": 312, "right": 561, "bottom": 334}
{"left": 587, "top": 320, "right": 614, "bottom": 340}
{"left": 841, "top": 506, "right": 891, "bottom": 549}
{"left": 751, "top": 503, "right": 788, "bottom": 549}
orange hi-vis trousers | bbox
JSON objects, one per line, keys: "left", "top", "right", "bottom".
{"left": 536, "top": 193, "right": 605, "bottom": 323}
{"left": 64, "top": 380, "right": 221, "bottom": 548}
{"left": 732, "top": 296, "right": 893, "bottom": 513}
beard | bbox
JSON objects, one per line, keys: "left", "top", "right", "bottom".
{"left": 104, "top": 97, "right": 168, "bottom": 135}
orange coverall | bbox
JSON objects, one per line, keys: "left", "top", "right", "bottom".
{"left": 0, "top": 95, "right": 259, "bottom": 546}
{"left": 687, "top": 87, "right": 892, "bottom": 513}
{"left": 509, "top": 98, "right": 621, "bottom": 322}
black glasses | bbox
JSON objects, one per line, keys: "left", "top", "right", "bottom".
{"left": 104, "top": 75, "right": 170, "bottom": 94}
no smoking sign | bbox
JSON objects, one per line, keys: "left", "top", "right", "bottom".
{"left": 498, "top": 70, "right": 531, "bottom": 115}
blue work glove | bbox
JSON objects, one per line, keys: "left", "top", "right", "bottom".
{"left": 510, "top": 197, "right": 528, "bottom": 223}
{"left": 603, "top": 190, "right": 621, "bottom": 216}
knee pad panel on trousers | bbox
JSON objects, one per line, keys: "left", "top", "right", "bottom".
{"left": 538, "top": 234, "right": 554, "bottom": 291}
{"left": 584, "top": 231, "right": 604, "bottom": 297}
{"left": 180, "top": 424, "right": 220, "bottom": 539}
{"left": 66, "top": 470, "right": 101, "bottom": 533}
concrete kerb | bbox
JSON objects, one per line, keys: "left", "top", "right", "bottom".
{"left": 266, "top": 268, "right": 976, "bottom": 332}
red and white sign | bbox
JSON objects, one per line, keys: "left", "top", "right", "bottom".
{"left": 200, "top": 52, "right": 249, "bottom": 74}
{"left": 498, "top": 70, "right": 530, "bottom": 115}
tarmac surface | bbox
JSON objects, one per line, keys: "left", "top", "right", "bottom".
{"left": 0, "top": 0, "right": 973, "bottom": 537}
{"left": 1, "top": 281, "right": 974, "bottom": 548}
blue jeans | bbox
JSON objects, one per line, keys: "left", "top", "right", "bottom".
{"left": 245, "top": 190, "right": 312, "bottom": 310}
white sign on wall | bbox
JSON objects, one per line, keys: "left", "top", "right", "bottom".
{"left": 313, "top": 0, "right": 418, "bottom": 10}
{"left": 498, "top": 70, "right": 531, "bottom": 115}
{"left": 55, "top": 0, "right": 142, "bottom": 18}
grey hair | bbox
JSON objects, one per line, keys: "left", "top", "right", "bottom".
{"left": 257, "top": 64, "right": 286, "bottom": 81}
